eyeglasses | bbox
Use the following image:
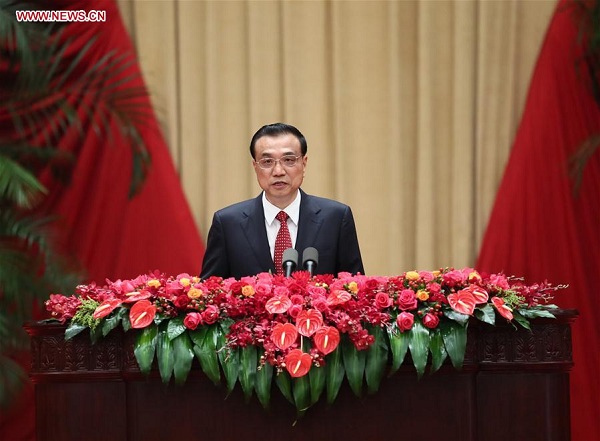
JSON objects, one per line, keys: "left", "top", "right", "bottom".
{"left": 255, "top": 155, "right": 302, "bottom": 170}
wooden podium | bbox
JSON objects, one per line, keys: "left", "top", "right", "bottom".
{"left": 25, "top": 310, "right": 576, "bottom": 441}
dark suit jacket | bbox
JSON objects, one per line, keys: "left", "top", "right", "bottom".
{"left": 200, "top": 189, "right": 364, "bottom": 279}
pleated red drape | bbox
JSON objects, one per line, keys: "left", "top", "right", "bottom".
{"left": 0, "top": 1, "right": 204, "bottom": 439}
{"left": 477, "top": 1, "right": 600, "bottom": 440}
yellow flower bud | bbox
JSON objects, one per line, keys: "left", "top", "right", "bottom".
{"left": 405, "top": 271, "right": 420, "bottom": 281}
{"left": 242, "top": 285, "right": 255, "bottom": 297}
{"left": 179, "top": 278, "right": 191, "bottom": 287}
{"left": 347, "top": 281, "right": 358, "bottom": 294}
{"left": 187, "top": 287, "right": 203, "bottom": 299}
{"left": 147, "top": 279, "right": 161, "bottom": 288}
{"left": 416, "top": 289, "right": 429, "bottom": 301}
{"left": 469, "top": 271, "right": 481, "bottom": 282}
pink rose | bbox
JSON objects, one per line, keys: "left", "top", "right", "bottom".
{"left": 375, "top": 292, "right": 393, "bottom": 309}
{"left": 396, "top": 312, "right": 414, "bottom": 332}
{"left": 201, "top": 304, "right": 220, "bottom": 324}
{"left": 397, "top": 289, "right": 417, "bottom": 310}
{"left": 312, "top": 298, "right": 329, "bottom": 313}
{"left": 255, "top": 282, "right": 272, "bottom": 296}
{"left": 288, "top": 304, "right": 303, "bottom": 319}
{"left": 183, "top": 312, "right": 203, "bottom": 330}
{"left": 422, "top": 312, "right": 440, "bottom": 329}
{"left": 290, "top": 294, "right": 305, "bottom": 305}
{"left": 173, "top": 294, "right": 190, "bottom": 309}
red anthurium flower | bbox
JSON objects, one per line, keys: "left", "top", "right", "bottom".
{"left": 284, "top": 349, "right": 312, "bottom": 378}
{"left": 469, "top": 286, "right": 489, "bottom": 304}
{"left": 492, "top": 297, "right": 514, "bottom": 321}
{"left": 296, "top": 309, "right": 323, "bottom": 337}
{"left": 129, "top": 299, "right": 156, "bottom": 329}
{"left": 122, "top": 290, "right": 152, "bottom": 303}
{"left": 326, "top": 289, "right": 351, "bottom": 306}
{"left": 265, "top": 294, "right": 292, "bottom": 314}
{"left": 92, "top": 299, "right": 121, "bottom": 319}
{"left": 270, "top": 323, "right": 298, "bottom": 350}
{"left": 447, "top": 289, "right": 476, "bottom": 315}
{"left": 313, "top": 326, "right": 340, "bottom": 355}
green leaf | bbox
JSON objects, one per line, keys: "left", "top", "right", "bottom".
{"left": 440, "top": 321, "right": 467, "bottom": 370}
{"left": 275, "top": 372, "right": 294, "bottom": 405}
{"left": 511, "top": 310, "right": 531, "bottom": 330}
{"left": 474, "top": 304, "right": 496, "bottom": 326}
{"left": 239, "top": 345, "right": 257, "bottom": 402}
{"left": 342, "top": 336, "right": 366, "bottom": 397}
{"left": 408, "top": 321, "right": 430, "bottom": 378}
{"left": 121, "top": 314, "right": 132, "bottom": 333}
{"left": 309, "top": 363, "right": 326, "bottom": 405}
{"left": 167, "top": 316, "right": 186, "bottom": 340}
{"left": 429, "top": 330, "right": 447, "bottom": 374}
{"left": 443, "top": 309, "right": 470, "bottom": 326}
{"left": 255, "top": 359, "right": 273, "bottom": 409}
{"left": 190, "top": 326, "right": 220, "bottom": 385}
{"left": 156, "top": 326, "right": 174, "bottom": 383}
{"left": 216, "top": 321, "right": 238, "bottom": 393}
{"left": 172, "top": 331, "right": 194, "bottom": 385}
{"left": 89, "top": 326, "right": 102, "bottom": 344}
{"left": 133, "top": 325, "right": 158, "bottom": 375}
{"left": 325, "top": 346, "right": 345, "bottom": 405}
{"left": 365, "top": 325, "right": 388, "bottom": 394}
{"left": 102, "top": 308, "right": 125, "bottom": 337}
{"left": 518, "top": 308, "right": 556, "bottom": 319}
{"left": 293, "top": 375, "right": 311, "bottom": 416}
{"left": 64, "top": 322, "right": 86, "bottom": 341}
{"left": 387, "top": 327, "right": 409, "bottom": 375}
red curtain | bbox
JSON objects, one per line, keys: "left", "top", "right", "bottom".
{"left": 477, "top": 1, "right": 600, "bottom": 440}
{"left": 0, "top": 1, "right": 204, "bottom": 439}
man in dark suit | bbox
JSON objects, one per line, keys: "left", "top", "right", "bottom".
{"left": 200, "top": 123, "right": 364, "bottom": 279}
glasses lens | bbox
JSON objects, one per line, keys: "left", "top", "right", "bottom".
{"left": 259, "top": 158, "right": 275, "bottom": 169}
{"left": 281, "top": 156, "right": 298, "bottom": 167}
{"left": 258, "top": 156, "right": 299, "bottom": 169}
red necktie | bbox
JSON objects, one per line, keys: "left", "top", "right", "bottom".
{"left": 274, "top": 211, "right": 292, "bottom": 275}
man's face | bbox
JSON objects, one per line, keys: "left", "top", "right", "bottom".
{"left": 252, "top": 133, "right": 308, "bottom": 209}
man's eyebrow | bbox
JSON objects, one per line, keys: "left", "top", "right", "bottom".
{"left": 259, "top": 150, "right": 297, "bottom": 157}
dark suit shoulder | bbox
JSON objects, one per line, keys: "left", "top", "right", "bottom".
{"left": 301, "top": 191, "right": 352, "bottom": 212}
{"left": 213, "top": 196, "right": 261, "bottom": 221}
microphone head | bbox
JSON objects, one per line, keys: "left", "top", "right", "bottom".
{"left": 282, "top": 248, "right": 299, "bottom": 267}
{"left": 302, "top": 247, "right": 319, "bottom": 266}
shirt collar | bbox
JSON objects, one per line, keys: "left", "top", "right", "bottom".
{"left": 262, "top": 190, "right": 301, "bottom": 226}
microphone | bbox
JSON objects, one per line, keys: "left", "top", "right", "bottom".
{"left": 282, "top": 248, "right": 298, "bottom": 278}
{"left": 302, "top": 247, "right": 319, "bottom": 276}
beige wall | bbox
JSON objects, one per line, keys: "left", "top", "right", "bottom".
{"left": 117, "top": 0, "right": 557, "bottom": 275}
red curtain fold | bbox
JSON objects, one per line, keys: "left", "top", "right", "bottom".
{"left": 0, "top": 1, "right": 204, "bottom": 439}
{"left": 477, "top": 1, "right": 600, "bottom": 440}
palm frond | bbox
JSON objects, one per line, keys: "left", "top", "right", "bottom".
{"left": 0, "top": 154, "right": 46, "bottom": 208}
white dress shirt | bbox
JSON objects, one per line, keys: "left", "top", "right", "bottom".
{"left": 262, "top": 190, "right": 301, "bottom": 259}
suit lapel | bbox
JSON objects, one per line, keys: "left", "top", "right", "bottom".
{"left": 241, "top": 194, "right": 275, "bottom": 273}
{"left": 296, "top": 190, "right": 324, "bottom": 253}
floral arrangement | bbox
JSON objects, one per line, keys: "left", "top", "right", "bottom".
{"left": 45, "top": 268, "right": 562, "bottom": 415}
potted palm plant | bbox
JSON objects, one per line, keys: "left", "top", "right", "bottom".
{"left": 0, "top": 0, "right": 151, "bottom": 408}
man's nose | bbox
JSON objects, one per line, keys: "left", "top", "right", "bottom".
{"left": 272, "top": 161, "right": 286, "bottom": 175}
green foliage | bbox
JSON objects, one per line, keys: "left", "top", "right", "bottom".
{"left": 0, "top": 1, "right": 151, "bottom": 409}
{"left": 71, "top": 299, "right": 101, "bottom": 331}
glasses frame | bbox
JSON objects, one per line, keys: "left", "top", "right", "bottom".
{"left": 255, "top": 155, "right": 303, "bottom": 170}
